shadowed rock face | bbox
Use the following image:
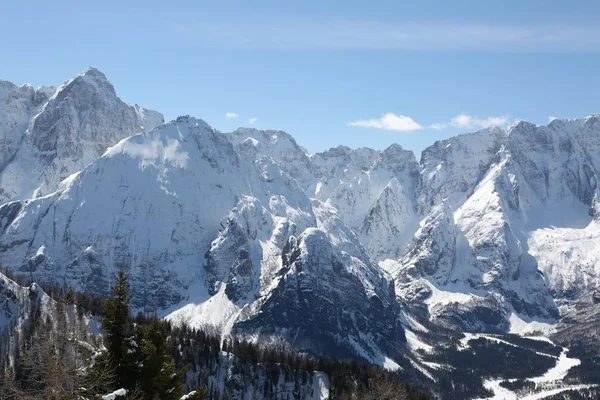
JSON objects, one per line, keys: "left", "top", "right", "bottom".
{"left": 0, "top": 272, "right": 48, "bottom": 333}
{"left": 0, "top": 106, "right": 405, "bottom": 362}
{"left": 236, "top": 229, "right": 405, "bottom": 360}
{"left": 1, "top": 68, "right": 600, "bottom": 368}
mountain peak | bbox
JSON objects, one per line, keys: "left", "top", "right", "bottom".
{"left": 0, "top": 70, "right": 164, "bottom": 203}
{"left": 382, "top": 143, "right": 415, "bottom": 161}
{"left": 172, "top": 115, "right": 212, "bottom": 129}
{"left": 80, "top": 65, "right": 104, "bottom": 77}
{"left": 66, "top": 66, "right": 115, "bottom": 94}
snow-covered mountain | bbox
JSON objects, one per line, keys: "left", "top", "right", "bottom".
{"left": 0, "top": 273, "right": 49, "bottom": 334}
{"left": 0, "top": 113, "right": 403, "bottom": 363}
{"left": 0, "top": 67, "right": 163, "bottom": 203}
{"left": 0, "top": 69, "right": 599, "bottom": 385}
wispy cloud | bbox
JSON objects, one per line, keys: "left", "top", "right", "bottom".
{"left": 348, "top": 113, "right": 423, "bottom": 132}
{"left": 225, "top": 112, "right": 239, "bottom": 119}
{"left": 430, "top": 114, "right": 509, "bottom": 130}
{"left": 429, "top": 123, "right": 448, "bottom": 131}
{"left": 165, "top": 16, "right": 600, "bottom": 52}
{"left": 249, "top": 117, "right": 258, "bottom": 124}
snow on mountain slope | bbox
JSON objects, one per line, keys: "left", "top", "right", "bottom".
{"left": 232, "top": 199, "right": 405, "bottom": 361}
{"left": 528, "top": 219, "right": 600, "bottom": 302}
{"left": 227, "top": 127, "right": 315, "bottom": 190}
{"left": 0, "top": 271, "right": 53, "bottom": 367}
{"left": 0, "top": 81, "right": 55, "bottom": 173}
{"left": 393, "top": 203, "right": 496, "bottom": 331}
{"left": 310, "top": 144, "right": 420, "bottom": 262}
{"left": 502, "top": 117, "right": 600, "bottom": 301}
{"left": 419, "top": 127, "right": 506, "bottom": 213}
{"left": 221, "top": 134, "right": 422, "bottom": 263}
{"left": 0, "top": 272, "right": 50, "bottom": 332}
{"left": 453, "top": 158, "right": 557, "bottom": 321}
{"left": 0, "top": 67, "right": 163, "bottom": 203}
{"left": 411, "top": 116, "right": 600, "bottom": 329}
{"left": 2, "top": 70, "right": 600, "bottom": 384}
{"left": 0, "top": 116, "right": 252, "bottom": 304}
{"left": 384, "top": 117, "right": 600, "bottom": 333}
{"left": 0, "top": 115, "right": 406, "bottom": 363}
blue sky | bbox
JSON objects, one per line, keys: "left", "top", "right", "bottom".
{"left": 1, "top": 0, "right": 599, "bottom": 157}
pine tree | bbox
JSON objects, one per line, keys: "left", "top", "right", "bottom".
{"left": 137, "top": 315, "right": 186, "bottom": 400}
{"left": 100, "top": 265, "right": 135, "bottom": 389}
{"left": 95, "top": 268, "right": 207, "bottom": 399}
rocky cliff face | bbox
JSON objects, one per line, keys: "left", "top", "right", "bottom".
{"left": 0, "top": 110, "right": 403, "bottom": 363}
{"left": 1, "top": 68, "right": 599, "bottom": 371}
{"left": 396, "top": 116, "right": 600, "bottom": 332}
{"left": 0, "top": 272, "right": 49, "bottom": 338}
{"left": 419, "top": 127, "right": 506, "bottom": 213}
{"left": 0, "top": 67, "right": 163, "bottom": 203}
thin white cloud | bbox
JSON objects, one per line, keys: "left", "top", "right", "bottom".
{"left": 429, "top": 123, "right": 448, "bottom": 131}
{"left": 430, "top": 113, "right": 509, "bottom": 130}
{"left": 476, "top": 115, "right": 509, "bottom": 127}
{"left": 249, "top": 117, "right": 258, "bottom": 124}
{"left": 348, "top": 113, "right": 423, "bottom": 132}
{"left": 225, "top": 112, "right": 239, "bottom": 119}
{"left": 450, "top": 114, "right": 475, "bottom": 128}
{"left": 164, "top": 16, "right": 600, "bottom": 52}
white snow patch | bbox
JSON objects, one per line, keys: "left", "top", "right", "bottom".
{"left": 422, "top": 361, "right": 446, "bottom": 370}
{"left": 311, "top": 371, "right": 330, "bottom": 400}
{"left": 164, "top": 284, "right": 240, "bottom": 337}
{"left": 409, "top": 358, "right": 436, "bottom": 382}
{"left": 399, "top": 310, "right": 429, "bottom": 333}
{"left": 530, "top": 348, "right": 579, "bottom": 384}
{"left": 475, "top": 337, "right": 588, "bottom": 400}
{"left": 243, "top": 137, "right": 259, "bottom": 146}
{"left": 405, "top": 329, "right": 433, "bottom": 352}
{"left": 509, "top": 313, "right": 555, "bottom": 336}
{"left": 383, "top": 356, "right": 401, "bottom": 371}
{"left": 102, "top": 389, "right": 127, "bottom": 400}
{"left": 425, "top": 283, "right": 481, "bottom": 307}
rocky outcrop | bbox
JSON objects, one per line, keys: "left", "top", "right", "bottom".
{"left": 0, "top": 67, "right": 163, "bottom": 203}
{"left": 1, "top": 69, "right": 600, "bottom": 369}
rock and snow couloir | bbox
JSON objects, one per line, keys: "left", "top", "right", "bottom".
{"left": 0, "top": 68, "right": 600, "bottom": 368}
{"left": 0, "top": 112, "right": 403, "bottom": 362}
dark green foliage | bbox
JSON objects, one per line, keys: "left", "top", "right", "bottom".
{"left": 563, "top": 342, "right": 600, "bottom": 384}
{"left": 100, "top": 266, "right": 136, "bottom": 389}
{"left": 168, "top": 324, "right": 431, "bottom": 400}
{"left": 96, "top": 269, "right": 192, "bottom": 400}
{"left": 421, "top": 336, "right": 558, "bottom": 399}
{"left": 499, "top": 379, "right": 536, "bottom": 391}
{"left": 490, "top": 334, "right": 562, "bottom": 357}
{"left": 137, "top": 316, "right": 187, "bottom": 400}
{"left": 2, "top": 266, "right": 428, "bottom": 399}
{"left": 542, "top": 387, "right": 600, "bottom": 399}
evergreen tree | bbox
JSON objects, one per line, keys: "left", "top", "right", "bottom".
{"left": 137, "top": 315, "right": 186, "bottom": 400}
{"left": 100, "top": 265, "right": 135, "bottom": 389}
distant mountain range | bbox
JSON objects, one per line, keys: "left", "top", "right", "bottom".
{"left": 1, "top": 68, "right": 599, "bottom": 399}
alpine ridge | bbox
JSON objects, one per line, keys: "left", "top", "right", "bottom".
{"left": 0, "top": 68, "right": 599, "bottom": 399}
{"left": 0, "top": 67, "right": 163, "bottom": 203}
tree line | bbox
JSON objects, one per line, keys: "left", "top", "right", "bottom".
{"left": 0, "top": 267, "right": 431, "bottom": 399}
{"left": 1, "top": 267, "right": 194, "bottom": 400}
